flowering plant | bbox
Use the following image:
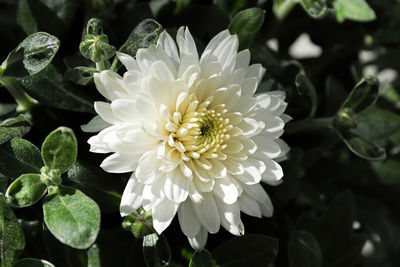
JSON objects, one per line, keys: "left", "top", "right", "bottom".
{"left": 0, "top": 0, "right": 399, "bottom": 266}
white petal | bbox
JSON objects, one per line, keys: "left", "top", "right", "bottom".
{"left": 157, "top": 30, "right": 179, "bottom": 67}
{"left": 110, "top": 98, "right": 139, "bottom": 122}
{"left": 209, "top": 159, "right": 227, "bottom": 178}
{"left": 150, "top": 60, "right": 175, "bottom": 82}
{"left": 242, "top": 183, "right": 269, "bottom": 204}
{"left": 193, "top": 192, "right": 220, "bottom": 233}
{"left": 136, "top": 151, "right": 162, "bottom": 184}
{"left": 116, "top": 52, "right": 140, "bottom": 71}
{"left": 178, "top": 199, "right": 201, "bottom": 237}
{"left": 215, "top": 200, "right": 244, "bottom": 236}
{"left": 261, "top": 159, "right": 283, "bottom": 184}
{"left": 258, "top": 194, "right": 273, "bottom": 217}
{"left": 136, "top": 46, "right": 158, "bottom": 74}
{"left": 152, "top": 199, "right": 179, "bottom": 234}
{"left": 94, "top": 101, "right": 121, "bottom": 124}
{"left": 188, "top": 226, "right": 208, "bottom": 249}
{"left": 213, "top": 176, "right": 239, "bottom": 205}
{"left": 164, "top": 169, "right": 190, "bottom": 203}
{"left": 100, "top": 152, "right": 138, "bottom": 173}
{"left": 253, "top": 136, "right": 282, "bottom": 159}
{"left": 120, "top": 177, "right": 144, "bottom": 216}
{"left": 246, "top": 64, "right": 265, "bottom": 84}
{"left": 238, "top": 192, "right": 262, "bottom": 218}
{"left": 81, "top": 115, "right": 110, "bottom": 133}
{"left": 235, "top": 49, "right": 250, "bottom": 70}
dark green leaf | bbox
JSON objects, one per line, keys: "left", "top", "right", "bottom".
{"left": 16, "top": 0, "right": 38, "bottom": 35}
{"left": 41, "top": 127, "right": 77, "bottom": 174}
{"left": 339, "top": 76, "right": 379, "bottom": 113}
{"left": 333, "top": 0, "right": 376, "bottom": 23}
{"left": 66, "top": 161, "right": 123, "bottom": 213}
{"left": 336, "top": 130, "right": 386, "bottom": 160}
{"left": 352, "top": 107, "right": 400, "bottom": 141}
{"left": 5, "top": 173, "right": 47, "bottom": 208}
{"left": 0, "top": 103, "right": 17, "bottom": 118}
{"left": 0, "top": 194, "right": 25, "bottom": 267}
{"left": 0, "top": 115, "right": 31, "bottom": 145}
{"left": 0, "top": 174, "right": 8, "bottom": 194}
{"left": 14, "top": 258, "right": 55, "bottom": 267}
{"left": 189, "top": 249, "right": 216, "bottom": 267}
{"left": 324, "top": 76, "right": 347, "bottom": 116}
{"left": 64, "top": 66, "right": 97, "bottom": 86}
{"left": 295, "top": 73, "right": 318, "bottom": 118}
{"left": 228, "top": 8, "right": 265, "bottom": 50}
{"left": 122, "top": 210, "right": 154, "bottom": 239}
{"left": 289, "top": 231, "right": 322, "bottom": 267}
{"left": 2, "top": 32, "right": 60, "bottom": 78}
{"left": 111, "top": 19, "right": 163, "bottom": 71}
{"left": 0, "top": 138, "right": 43, "bottom": 178}
{"left": 88, "top": 244, "right": 101, "bottom": 267}
{"left": 18, "top": 64, "right": 94, "bottom": 113}
{"left": 212, "top": 234, "right": 279, "bottom": 267}
{"left": 371, "top": 160, "right": 400, "bottom": 185}
{"left": 143, "top": 233, "right": 171, "bottom": 267}
{"left": 299, "top": 0, "right": 328, "bottom": 18}
{"left": 43, "top": 185, "right": 101, "bottom": 249}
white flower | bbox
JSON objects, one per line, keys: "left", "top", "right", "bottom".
{"left": 83, "top": 27, "right": 290, "bottom": 249}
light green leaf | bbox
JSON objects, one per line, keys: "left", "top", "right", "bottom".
{"left": 299, "top": 0, "right": 327, "bottom": 19}
{"left": 340, "top": 76, "right": 379, "bottom": 114}
{"left": 14, "top": 258, "right": 55, "bottom": 267}
{"left": 289, "top": 231, "right": 322, "bottom": 267}
{"left": 5, "top": 173, "right": 47, "bottom": 208}
{"left": 111, "top": 19, "right": 163, "bottom": 71}
{"left": 66, "top": 161, "right": 123, "bottom": 213}
{"left": 334, "top": 0, "right": 376, "bottom": 22}
{"left": 18, "top": 64, "right": 94, "bottom": 113}
{"left": 212, "top": 234, "right": 279, "bottom": 267}
{"left": 228, "top": 8, "right": 265, "bottom": 50}
{"left": 0, "top": 138, "right": 43, "bottom": 178}
{"left": 2, "top": 32, "right": 60, "bottom": 78}
{"left": 273, "top": 0, "right": 298, "bottom": 20}
{"left": 295, "top": 73, "right": 318, "bottom": 118}
{"left": 88, "top": 244, "right": 101, "bottom": 267}
{"left": 336, "top": 130, "right": 386, "bottom": 161}
{"left": 0, "top": 115, "right": 31, "bottom": 145}
{"left": 43, "top": 185, "right": 101, "bottom": 249}
{"left": 189, "top": 249, "right": 216, "bottom": 267}
{"left": 0, "top": 194, "right": 25, "bottom": 267}
{"left": 79, "top": 34, "right": 115, "bottom": 63}
{"left": 41, "top": 127, "right": 77, "bottom": 174}
{"left": 0, "top": 103, "right": 17, "bottom": 118}
{"left": 143, "top": 233, "right": 171, "bottom": 267}
{"left": 64, "top": 66, "right": 97, "bottom": 86}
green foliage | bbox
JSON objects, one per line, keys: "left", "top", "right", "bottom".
{"left": 212, "top": 234, "right": 279, "bottom": 266}
{"left": 228, "top": 8, "right": 265, "bottom": 50}
{"left": 143, "top": 233, "right": 171, "bottom": 267}
{"left": 42, "top": 185, "right": 101, "bottom": 249}
{"left": 5, "top": 173, "right": 47, "bottom": 208}
{"left": 189, "top": 249, "right": 216, "bottom": 267}
{"left": 13, "top": 258, "right": 55, "bottom": 267}
{"left": 1, "top": 32, "right": 60, "bottom": 78}
{"left": 41, "top": 127, "right": 77, "bottom": 174}
{"left": 333, "top": 0, "right": 376, "bottom": 22}
{"left": 64, "top": 66, "right": 97, "bottom": 86}
{"left": 289, "top": 231, "right": 322, "bottom": 267}
{"left": 295, "top": 73, "right": 318, "bottom": 118}
{"left": 0, "top": 115, "right": 30, "bottom": 145}
{"left": 0, "top": 194, "right": 25, "bottom": 267}
{"left": 122, "top": 209, "right": 154, "bottom": 238}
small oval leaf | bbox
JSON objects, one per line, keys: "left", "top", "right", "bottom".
{"left": 143, "top": 233, "right": 171, "bottom": 267}
{"left": 41, "top": 127, "right": 77, "bottom": 174}
{"left": 43, "top": 185, "right": 101, "bottom": 249}
{"left": 5, "top": 173, "right": 47, "bottom": 208}
{"left": 14, "top": 258, "right": 55, "bottom": 267}
{"left": 334, "top": 0, "right": 376, "bottom": 23}
{"left": 228, "top": 7, "right": 265, "bottom": 50}
{"left": 0, "top": 115, "right": 31, "bottom": 145}
{"left": 190, "top": 249, "right": 216, "bottom": 267}
{"left": 289, "top": 231, "right": 322, "bottom": 267}
{"left": 295, "top": 73, "right": 318, "bottom": 118}
{"left": 2, "top": 32, "right": 60, "bottom": 78}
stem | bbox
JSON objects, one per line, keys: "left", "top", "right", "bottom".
{"left": 285, "top": 117, "right": 333, "bottom": 134}
{"left": 0, "top": 76, "right": 37, "bottom": 111}
{"left": 96, "top": 60, "right": 105, "bottom": 71}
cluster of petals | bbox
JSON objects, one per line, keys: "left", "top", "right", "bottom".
{"left": 83, "top": 26, "right": 290, "bottom": 249}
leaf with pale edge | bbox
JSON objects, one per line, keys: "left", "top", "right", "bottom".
{"left": 0, "top": 115, "right": 30, "bottom": 145}
{"left": 6, "top": 173, "right": 47, "bottom": 208}
{"left": 14, "top": 258, "right": 55, "bottom": 267}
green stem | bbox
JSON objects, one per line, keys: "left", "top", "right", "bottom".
{"left": 0, "top": 76, "right": 37, "bottom": 111}
{"left": 96, "top": 60, "right": 105, "bottom": 71}
{"left": 285, "top": 117, "right": 333, "bottom": 134}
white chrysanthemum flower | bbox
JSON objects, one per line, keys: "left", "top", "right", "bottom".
{"left": 83, "top": 27, "right": 290, "bottom": 249}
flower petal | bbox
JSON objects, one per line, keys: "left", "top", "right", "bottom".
{"left": 81, "top": 115, "right": 110, "bottom": 133}
{"left": 152, "top": 199, "right": 179, "bottom": 234}
{"left": 164, "top": 169, "right": 190, "bottom": 203}
{"left": 188, "top": 226, "right": 208, "bottom": 249}
{"left": 193, "top": 192, "right": 220, "bottom": 233}
{"left": 100, "top": 152, "right": 139, "bottom": 173}
{"left": 120, "top": 177, "right": 144, "bottom": 216}
{"left": 178, "top": 199, "right": 201, "bottom": 237}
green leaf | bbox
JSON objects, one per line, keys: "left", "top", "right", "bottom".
{"left": 189, "top": 249, "right": 216, "bottom": 267}
{"left": 41, "top": 127, "right": 77, "bottom": 174}
{"left": 352, "top": 107, "right": 400, "bottom": 141}
{"left": 0, "top": 103, "right": 17, "bottom": 118}
{"left": 79, "top": 34, "right": 115, "bottom": 63}
{"left": 143, "top": 233, "right": 171, "bottom": 267}
{"left": 111, "top": 19, "right": 163, "bottom": 71}
{"left": 273, "top": 0, "right": 298, "bottom": 20}
{"left": 42, "top": 185, "right": 101, "bottom": 249}
{"left": 5, "top": 173, "right": 47, "bottom": 208}
{"left": 16, "top": 0, "right": 38, "bottom": 35}
{"left": 228, "top": 8, "right": 265, "bottom": 50}
{"left": 122, "top": 209, "right": 154, "bottom": 239}
{"left": 14, "top": 258, "right": 55, "bottom": 267}
{"left": 0, "top": 174, "right": 8, "bottom": 194}
{"left": 66, "top": 161, "right": 123, "bottom": 213}
{"left": 0, "top": 138, "right": 43, "bottom": 178}
{"left": 2, "top": 32, "right": 60, "bottom": 78}
{"left": 18, "top": 64, "right": 94, "bottom": 113}
{"left": 295, "top": 73, "right": 318, "bottom": 118}
{"left": 289, "top": 231, "right": 322, "bottom": 267}
{"left": 371, "top": 160, "right": 400, "bottom": 185}
{"left": 212, "top": 234, "right": 279, "bottom": 267}
{"left": 298, "top": 0, "right": 328, "bottom": 19}
{"left": 0, "top": 194, "right": 25, "bottom": 267}
{"left": 339, "top": 76, "right": 379, "bottom": 114}
{"left": 64, "top": 66, "right": 97, "bottom": 86}
{"left": 87, "top": 244, "right": 101, "bottom": 267}
{"left": 333, "top": 0, "right": 376, "bottom": 23}
{"left": 336, "top": 130, "right": 386, "bottom": 161}
{"left": 0, "top": 115, "right": 31, "bottom": 145}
